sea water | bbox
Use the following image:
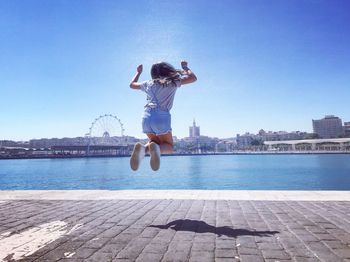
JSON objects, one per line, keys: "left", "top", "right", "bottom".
{"left": 0, "top": 154, "right": 349, "bottom": 190}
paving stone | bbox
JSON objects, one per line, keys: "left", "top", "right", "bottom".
{"left": 1, "top": 199, "right": 350, "bottom": 262}
{"left": 261, "top": 249, "right": 291, "bottom": 260}
{"left": 215, "top": 248, "right": 237, "bottom": 258}
{"left": 296, "top": 234, "right": 319, "bottom": 242}
{"left": 66, "top": 247, "right": 97, "bottom": 259}
{"left": 336, "top": 234, "right": 350, "bottom": 244}
{"left": 239, "top": 254, "right": 264, "bottom": 262}
{"left": 333, "top": 248, "right": 350, "bottom": 259}
{"left": 306, "top": 242, "right": 343, "bottom": 261}
{"left": 115, "top": 238, "right": 150, "bottom": 259}
{"left": 112, "top": 258, "right": 134, "bottom": 262}
{"left": 238, "top": 246, "right": 260, "bottom": 255}
{"left": 162, "top": 251, "right": 189, "bottom": 262}
{"left": 85, "top": 251, "right": 115, "bottom": 262}
{"left": 57, "top": 259, "right": 85, "bottom": 262}
{"left": 236, "top": 236, "right": 257, "bottom": 248}
{"left": 139, "top": 227, "right": 159, "bottom": 238}
{"left": 99, "top": 243, "right": 126, "bottom": 256}
{"left": 292, "top": 257, "right": 319, "bottom": 262}
{"left": 135, "top": 252, "right": 163, "bottom": 262}
{"left": 173, "top": 231, "right": 195, "bottom": 241}
{"left": 171, "top": 240, "right": 192, "bottom": 252}
{"left": 215, "top": 258, "right": 240, "bottom": 262}
{"left": 314, "top": 233, "right": 338, "bottom": 241}
{"left": 193, "top": 234, "right": 215, "bottom": 243}
{"left": 191, "top": 241, "right": 215, "bottom": 252}
{"left": 323, "top": 240, "right": 348, "bottom": 249}
{"left": 82, "top": 237, "right": 111, "bottom": 249}
{"left": 142, "top": 243, "right": 169, "bottom": 253}
{"left": 257, "top": 242, "right": 284, "bottom": 250}
{"left": 265, "top": 259, "right": 292, "bottom": 262}
{"left": 98, "top": 226, "right": 126, "bottom": 238}
{"left": 285, "top": 247, "right": 316, "bottom": 259}
{"left": 216, "top": 239, "right": 236, "bottom": 249}
{"left": 189, "top": 251, "right": 214, "bottom": 262}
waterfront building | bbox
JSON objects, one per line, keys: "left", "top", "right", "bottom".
{"left": 189, "top": 119, "right": 200, "bottom": 138}
{"left": 215, "top": 140, "right": 235, "bottom": 152}
{"left": 261, "top": 131, "right": 307, "bottom": 141}
{"left": 236, "top": 130, "right": 308, "bottom": 149}
{"left": 236, "top": 133, "right": 256, "bottom": 148}
{"left": 29, "top": 137, "right": 89, "bottom": 148}
{"left": 0, "top": 140, "right": 19, "bottom": 147}
{"left": 0, "top": 140, "right": 29, "bottom": 148}
{"left": 176, "top": 135, "right": 219, "bottom": 153}
{"left": 264, "top": 137, "right": 350, "bottom": 151}
{"left": 344, "top": 122, "right": 350, "bottom": 136}
{"left": 312, "top": 115, "right": 344, "bottom": 138}
{"left": 197, "top": 136, "right": 219, "bottom": 150}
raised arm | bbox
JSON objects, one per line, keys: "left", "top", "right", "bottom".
{"left": 180, "top": 60, "right": 197, "bottom": 85}
{"left": 129, "top": 64, "right": 143, "bottom": 89}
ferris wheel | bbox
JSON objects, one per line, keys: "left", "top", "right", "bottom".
{"left": 87, "top": 114, "right": 125, "bottom": 145}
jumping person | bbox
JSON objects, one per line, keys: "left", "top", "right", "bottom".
{"left": 129, "top": 60, "right": 197, "bottom": 171}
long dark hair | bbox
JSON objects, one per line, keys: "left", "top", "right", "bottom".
{"left": 151, "top": 62, "right": 181, "bottom": 87}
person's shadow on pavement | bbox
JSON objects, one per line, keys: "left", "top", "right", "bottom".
{"left": 149, "top": 219, "right": 279, "bottom": 238}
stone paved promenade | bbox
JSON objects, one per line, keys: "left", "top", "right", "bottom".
{"left": 0, "top": 191, "right": 350, "bottom": 261}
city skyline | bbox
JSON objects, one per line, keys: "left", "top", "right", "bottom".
{"left": 2, "top": 114, "right": 349, "bottom": 142}
{"left": 1, "top": 0, "right": 350, "bottom": 140}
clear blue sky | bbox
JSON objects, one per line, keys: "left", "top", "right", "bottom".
{"left": 1, "top": 0, "right": 349, "bottom": 140}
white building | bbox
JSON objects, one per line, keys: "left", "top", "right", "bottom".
{"left": 264, "top": 138, "right": 350, "bottom": 151}
{"left": 189, "top": 119, "right": 200, "bottom": 138}
{"left": 312, "top": 115, "right": 344, "bottom": 138}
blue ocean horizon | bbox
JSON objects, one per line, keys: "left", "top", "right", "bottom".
{"left": 0, "top": 154, "right": 349, "bottom": 190}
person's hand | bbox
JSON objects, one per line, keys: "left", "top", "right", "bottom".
{"left": 137, "top": 64, "right": 143, "bottom": 73}
{"left": 181, "top": 60, "right": 189, "bottom": 70}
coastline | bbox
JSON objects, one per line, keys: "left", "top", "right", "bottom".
{"left": 0, "top": 151, "right": 349, "bottom": 160}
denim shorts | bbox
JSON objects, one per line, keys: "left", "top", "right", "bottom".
{"left": 142, "top": 108, "right": 172, "bottom": 135}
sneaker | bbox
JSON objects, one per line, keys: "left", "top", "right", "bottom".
{"left": 149, "top": 142, "right": 161, "bottom": 171}
{"left": 130, "top": 143, "right": 145, "bottom": 171}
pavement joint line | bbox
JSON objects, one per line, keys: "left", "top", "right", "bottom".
{"left": 1, "top": 199, "right": 350, "bottom": 261}
{"left": 0, "top": 190, "right": 350, "bottom": 201}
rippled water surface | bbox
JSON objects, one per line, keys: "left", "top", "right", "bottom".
{"left": 0, "top": 154, "right": 350, "bottom": 190}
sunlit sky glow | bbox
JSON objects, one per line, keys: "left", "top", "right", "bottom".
{"left": 1, "top": 0, "right": 349, "bottom": 140}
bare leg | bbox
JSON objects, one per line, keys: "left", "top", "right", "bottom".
{"left": 145, "top": 134, "right": 160, "bottom": 154}
{"left": 158, "top": 132, "right": 174, "bottom": 154}
{"left": 145, "top": 134, "right": 161, "bottom": 171}
{"left": 146, "top": 133, "right": 174, "bottom": 154}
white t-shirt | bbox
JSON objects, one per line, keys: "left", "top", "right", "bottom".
{"left": 140, "top": 80, "right": 181, "bottom": 111}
